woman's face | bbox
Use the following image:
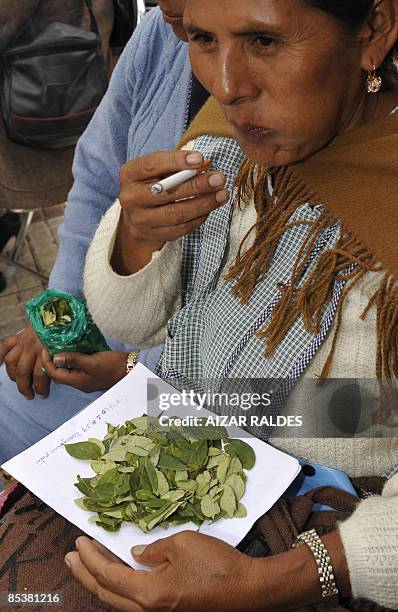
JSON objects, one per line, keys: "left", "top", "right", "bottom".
{"left": 157, "top": 1, "right": 187, "bottom": 40}
{"left": 184, "top": 0, "right": 368, "bottom": 166}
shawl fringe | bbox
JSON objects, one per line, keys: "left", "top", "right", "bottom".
{"left": 226, "top": 160, "right": 398, "bottom": 383}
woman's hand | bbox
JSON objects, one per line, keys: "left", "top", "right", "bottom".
{"left": 0, "top": 324, "right": 49, "bottom": 400}
{"left": 113, "top": 150, "right": 229, "bottom": 275}
{"left": 65, "top": 532, "right": 262, "bottom": 612}
{"left": 41, "top": 349, "right": 129, "bottom": 392}
{"left": 65, "top": 530, "right": 352, "bottom": 611}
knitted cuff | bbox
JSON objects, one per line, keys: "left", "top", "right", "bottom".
{"left": 338, "top": 483, "right": 398, "bottom": 609}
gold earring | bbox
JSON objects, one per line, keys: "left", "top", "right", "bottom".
{"left": 366, "top": 65, "right": 382, "bottom": 93}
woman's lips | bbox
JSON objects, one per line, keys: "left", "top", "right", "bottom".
{"left": 162, "top": 12, "right": 183, "bottom": 25}
{"left": 232, "top": 124, "right": 273, "bottom": 143}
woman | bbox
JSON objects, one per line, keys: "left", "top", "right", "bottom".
{"left": 56, "top": 0, "right": 398, "bottom": 610}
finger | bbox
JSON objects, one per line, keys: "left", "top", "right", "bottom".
{"left": 135, "top": 189, "right": 229, "bottom": 231}
{"left": 41, "top": 350, "right": 63, "bottom": 380}
{"left": 93, "top": 541, "right": 126, "bottom": 564}
{"left": 131, "top": 535, "right": 177, "bottom": 567}
{"left": 0, "top": 335, "right": 18, "bottom": 364}
{"left": 135, "top": 214, "right": 208, "bottom": 244}
{"left": 41, "top": 351, "right": 85, "bottom": 386}
{"left": 32, "top": 356, "right": 50, "bottom": 399}
{"left": 15, "top": 349, "right": 37, "bottom": 399}
{"left": 168, "top": 170, "right": 226, "bottom": 200}
{"left": 41, "top": 350, "right": 86, "bottom": 388}
{"left": 75, "top": 537, "right": 149, "bottom": 604}
{"left": 52, "top": 352, "right": 93, "bottom": 371}
{"left": 4, "top": 344, "right": 22, "bottom": 381}
{"left": 41, "top": 349, "right": 56, "bottom": 377}
{"left": 120, "top": 150, "right": 204, "bottom": 184}
{"left": 149, "top": 215, "right": 210, "bottom": 241}
{"left": 42, "top": 350, "right": 91, "bottom": 377}
{"left": 65, "top": 552, "right": 143, "bottom": 612}
{"left": 124, "top": 172, "right": 226, "bottom": 212}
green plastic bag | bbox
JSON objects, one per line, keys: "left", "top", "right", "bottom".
{"left": 25, "top": 289, "right": 109, "bottom": 357}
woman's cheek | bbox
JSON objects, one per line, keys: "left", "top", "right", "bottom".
{"left": 189, "top": 49, "right": 214, "bottom": 93}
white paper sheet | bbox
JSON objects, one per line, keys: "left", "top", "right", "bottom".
{"left": 3, "top": 365, "right": 300, "bottom": 568}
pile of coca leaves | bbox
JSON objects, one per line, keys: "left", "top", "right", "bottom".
{"left": 65, "top": 416, "right": 256, "bottom": 533}
{"left": 40, "top": 297, "right": 72, "bottom": 328}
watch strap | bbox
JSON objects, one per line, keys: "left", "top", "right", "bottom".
{"left": 126, "top": 350, "right": 139, "bottom": 374}
{"left": 292, "top": 528, "right": 339, "bottom": 606}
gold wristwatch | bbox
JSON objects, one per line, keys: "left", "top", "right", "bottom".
{"left": 126, "top": 350, "right": 139, "bottom": 374}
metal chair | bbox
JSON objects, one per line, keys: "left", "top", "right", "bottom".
{"left": 0, "top": 209, "right": 46, "bottom": 282}
{"left": 0, "top": 203, "right": 71, "bottom": 283}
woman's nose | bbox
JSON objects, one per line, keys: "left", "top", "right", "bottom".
{"left": 211, "top": 50, "right": 255, "bottom": 106}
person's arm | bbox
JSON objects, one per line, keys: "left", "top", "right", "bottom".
{"left": 338, "top": 472, "right": 398, "bottom": 607}
{"left": 41, "top": 345, "right": 164, "bottom": 392}
{"left": 83, "top": 148, "right": 228, "bottom": 346}
{"left": 84, "top": 200, "right": 182, "bottom": 346}
{"left": 47, "top": 38, "right": 135, "bottom": 297}
{"left": 48, "top": 9, "right": 164, "bottom": 297}
{"left": 64, "top": 529, "right": 348, "bottom": 611}
{"left": 66, "top": 475, "right": 398, "bottom": 610}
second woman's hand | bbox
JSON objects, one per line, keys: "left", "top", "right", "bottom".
{"left": 66, "top": 532, "right": 265, "bottom": 612}
{"left": 65, "top": 530, "right": 348, "bottom": 611}
{"left": 41, "top": 349, "right": 129, "bottom": 392}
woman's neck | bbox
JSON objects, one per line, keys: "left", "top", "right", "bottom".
{"left": 343, "top": 90, "right": 398, "bottom": 134}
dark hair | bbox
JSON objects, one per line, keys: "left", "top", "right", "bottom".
{"left": 304, "top": 0, "right": 398, "bottom": 88}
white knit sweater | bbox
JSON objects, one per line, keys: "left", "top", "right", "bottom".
{"left": 84, "top": 198, "right": 398, "bottom": 609}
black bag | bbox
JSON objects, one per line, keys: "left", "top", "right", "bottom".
{"left": 110, "top": 0, "right": 139, "bottom": 48}
{"left": 0, "top": 0, "right": 109, "bottom": 149}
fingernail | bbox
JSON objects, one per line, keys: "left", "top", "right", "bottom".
{"left": 209, "top": 173, "right": 225, "bottom": 188}
{"left": 131, "top": 545, "right": 146, "bottom": 557}
{"left": 216, "top": 189, "right": 229, "bottom": 203}
{"left": 39, "top": 394, "right": 47, "bottom": 400}
{"left": 186, "top": 152, "right": 203, "bottom": 165}
{"left": 75, "top": 538, "right": 80, "bottom": 551}
{"left": 53, "top": 355, "right": 65, "bottom": 366}
{"left": 64, "top": 555, "right": 71, "bottom": 569}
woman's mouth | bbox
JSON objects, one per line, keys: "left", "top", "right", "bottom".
{"left": 162, "top": 12, "right": 183, "bottom": 25}
{"left": 232, "top": 124, "right": 273, "bottom": 143}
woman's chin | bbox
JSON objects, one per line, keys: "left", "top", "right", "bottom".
{"left": 237, "top": 138, "right": 314, "bottom": 168}
{"left": 239, "top": 142, "right": 295, "bottom": 168}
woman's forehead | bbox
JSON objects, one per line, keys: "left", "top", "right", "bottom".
{"left": 184, "top": 0, "right": 339, "bottom": 45}
{"left": 184, "top": 0, "right": 309, "bottom": 25}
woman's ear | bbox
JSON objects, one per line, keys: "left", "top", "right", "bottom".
{"left": 359, "top": 0, "right": 398, "bottom": 70}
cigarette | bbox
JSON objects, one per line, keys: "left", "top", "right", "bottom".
{"left": 151, "top": 160, "right": 211, "bottom": 195}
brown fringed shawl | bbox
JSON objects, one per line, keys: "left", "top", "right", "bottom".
{"left": 180, "top": 98, "right": 398, "bottom": 380}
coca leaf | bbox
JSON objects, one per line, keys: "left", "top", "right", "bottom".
{"left": 224, "top": 439, "right": 256, "bottom": 469}
{"left": 65, "top": 441, "right": 102, "bottom": 461}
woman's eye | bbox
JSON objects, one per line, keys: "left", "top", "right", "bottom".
{"left": 252, "top": 36, "right": 276, "bottom": 49}
{"left": 191, "top": 33, "right": 214, "bottom": 46}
